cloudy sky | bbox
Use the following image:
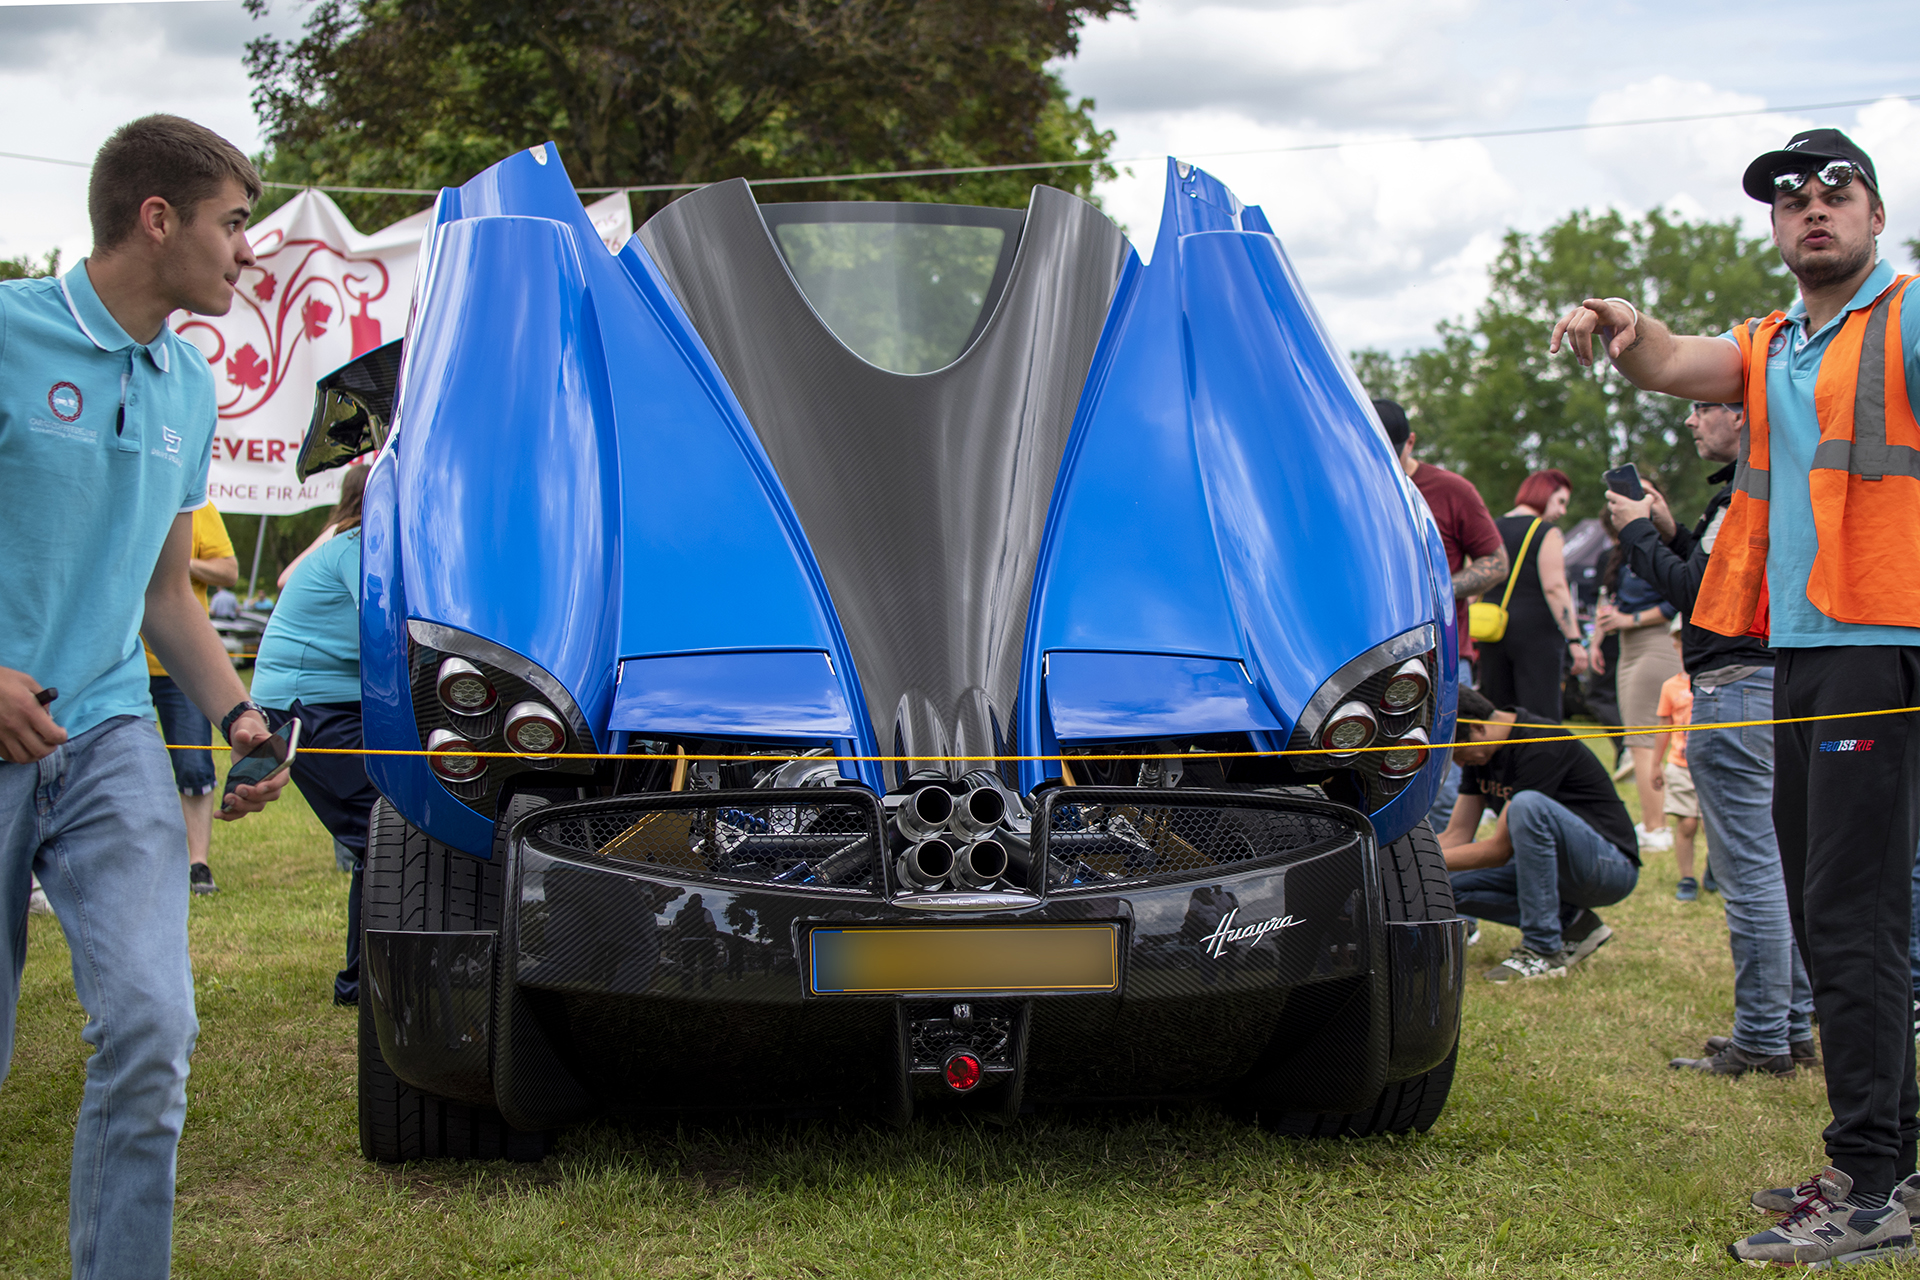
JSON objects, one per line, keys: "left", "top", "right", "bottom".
{"left": 3, "top": 0, "right": 1918, "bottom": 353}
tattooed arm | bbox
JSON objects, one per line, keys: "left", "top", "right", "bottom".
{"left": 1452, "top": 546, "right": 1509, "bottom": 600}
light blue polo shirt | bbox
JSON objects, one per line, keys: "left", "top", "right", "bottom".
{"left": 0, "top": 262, "right": 217, "bottom": 736}
{"left": 251, "top": 529, "right": 362, "bottom": 708}
{"left": 1721, "top": 259, "right": 1920, "bottom": 647}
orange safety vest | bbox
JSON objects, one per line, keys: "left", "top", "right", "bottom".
{"left": 1694, "top": 273, "right": 1920, "bottom": 637}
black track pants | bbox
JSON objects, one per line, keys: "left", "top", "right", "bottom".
{"left": 1774, "top": 646, "right": 1920, "bottom": 1202}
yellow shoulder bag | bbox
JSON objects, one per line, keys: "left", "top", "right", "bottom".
{"left": 1468, "top": 518, "right": 1542, "bottom": 644}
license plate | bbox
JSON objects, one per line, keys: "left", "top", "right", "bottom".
{"left": 807, "top": 924, "right": 1120, "bottom": 996}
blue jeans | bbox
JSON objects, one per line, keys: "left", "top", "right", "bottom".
{"left": 1426, "top": 656, "right": 1473, "bottom": 833}
{"left": 2, "top": 716, "right": 198, "bottom": 1280}
{"left": 1451, "top": 790, "right": 1640, "bottom": 955}
{"left": 148, "top": 675, "right": 214, "bottom": 796}
{"left": 1690, "top": 671, "right": 1814, "bottom": 1056}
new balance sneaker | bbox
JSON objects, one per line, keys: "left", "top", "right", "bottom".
{"left": 1761, "top": 1172, "right": 1920, "bottom": 1219}
{"left": 1676, "top": 876, "right": 1699, "bottom": 901}
{"left": 190, "top": 862, "right": 218, "bottom": 895}
{"left": 1561, "top": 908, "right": 1613, "bottom": 966}
{"left": 1706, "top": 1034, "right": 1819, "bottom": 1071}
{"left": 1670, "top": 1041, "right": 1795, "bottom": 1078}
{"left": 1484, "top": 946, "right": 1569, "bottom": 983}
{"left": 1730, "top": 1167, "right": 1914, "bottom": 1267}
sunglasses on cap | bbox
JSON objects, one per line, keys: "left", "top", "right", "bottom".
{"left": 1771, "top": 159, "right": 1865, "bottom": 195}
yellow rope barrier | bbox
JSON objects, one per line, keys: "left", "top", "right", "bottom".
{"left": 152, "top": 704, "right": 1920, "bottom": 764}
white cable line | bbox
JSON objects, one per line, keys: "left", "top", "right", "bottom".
{"left": 6, "top": 90, "right": 1916, "bottom": 197}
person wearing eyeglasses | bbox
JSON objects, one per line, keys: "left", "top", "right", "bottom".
{"left": 1553, "top": 127, "right": 1920, "bottom": 1268}
{"left": 1604, "top": 401, "right": 1815, "bottom": 1083}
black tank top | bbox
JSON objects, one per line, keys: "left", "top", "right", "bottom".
{"left": 1494, "top": 514, "right": 1554, "bottom": 629}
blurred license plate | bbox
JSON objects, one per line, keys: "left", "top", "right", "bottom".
{"left": 808, "top": 924, "right": 1120, "bottom": 996}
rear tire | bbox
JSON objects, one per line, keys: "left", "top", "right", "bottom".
{"left": 358, "top": 798, "right": 552, "bottom": 1162}
{"left": 1270, "top": 820, "right": 1460, "bottom": 1138}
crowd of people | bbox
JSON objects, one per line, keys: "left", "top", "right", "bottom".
{"left": 2, "top": 111, "right": 1919, "bottom": 1274}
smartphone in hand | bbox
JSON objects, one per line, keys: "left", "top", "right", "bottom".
{"left": 1603, "top": 463, "right": 1645, "bottom": 501}
{"left": 222, "top": 718, "right": 299, "bottom": 811}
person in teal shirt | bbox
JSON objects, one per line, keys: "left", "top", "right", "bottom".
{"left": 1552, "top": 128, "right": 1920, "bottom": 1267}
{"left": 254, "top": 466, "right": 373, "bottom": 1004}
{"left": 0, "top": 115, "right": 286, "bottom": 1280}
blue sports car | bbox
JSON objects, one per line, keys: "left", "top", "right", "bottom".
{"left": 298, "top": 143, "right": 1466, "bottom": 1162}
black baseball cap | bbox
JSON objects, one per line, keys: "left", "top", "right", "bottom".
{"left": 1373, "top": 398, "right": 1411, "bottom": 452}
{"left": 1742, "top": 128, "right": 1879, "bottom": 203}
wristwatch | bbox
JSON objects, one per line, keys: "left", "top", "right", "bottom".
{"left": 220, "top": 699, "right": 267, "bottom": 743}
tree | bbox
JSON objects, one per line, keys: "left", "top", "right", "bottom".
{"left": 0, "top": 249, "right": 61, "bottom": 281}
{"left": 244, "top": 0, "right": 1129, "bottom": 229}
{"left": 1356, "top": 208, "right": 1793, "bottom": 523}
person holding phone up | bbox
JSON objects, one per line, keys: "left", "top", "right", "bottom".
{"left": 0, "top": 117, "right": 287, "bottom": 1280}
{"left": 1553, "top": 128, "right": 1920, "bottom": 1266}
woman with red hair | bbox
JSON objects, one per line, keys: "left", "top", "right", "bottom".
{"left": 1477, "top": 469, "right": 1588, "bottom": 719}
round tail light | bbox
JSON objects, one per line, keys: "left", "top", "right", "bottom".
{"left": 1378, "top": 727, "right": 1431, "bottom": 778}
{"left": 503, "top": 701, "right": 567, "bottom": 756}
{"left": 943, "top": 1050, "right": 983, "bottom": 1092}
{"left": 427, "top": 728, "right": 486, "bottom": 782}
{"left": 436, "top": 656, "right": 497, "bottom": 714}
{"left": 1320, "top": 701, "right": 1378, "bottom": 756}
{"left": 1377, "top": 659, "right": 1431, "bottom": 713}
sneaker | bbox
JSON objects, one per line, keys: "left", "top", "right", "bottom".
{"left": 1670, "top": 1041, "right": 1795, "bottom": 1077}
{"left": 28, "top": 885, "right": 53, "bottom": 916}
{"left": 1484, "top": 946, "right": 1569, "bottom": 983}
{"left": 1562, "top": 908, "right": 1613, "bottom": 966}
{"left": 1762, "top": 1172, "right": 1920, "bottom": 1219}
{"left": 1702, "top": 869, "right": 1721, "bottom": 894}
{"left": 1462, "top": 917, "right": 1481, "bottom": 947}
{"left": 1730, "top": 1167, "right": 1915, "bottom": 1267}
{"left": 189, "top": 863, "right": 218, "bottom": 895}
{"left": 1706, "top": 1034, "right": 1820, "bottom": 1070}
{"left": 1676, "top": 876, "right": 1699, "bottom": 901}
{"left": 1637, "top": 823, "right": 1674, "bottom": 853}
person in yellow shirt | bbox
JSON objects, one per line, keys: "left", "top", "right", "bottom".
{"left": 143, "top": 501, "right": 237, "bottom": 893}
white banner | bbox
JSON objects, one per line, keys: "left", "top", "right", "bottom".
{"left": 174, "top": 189, "right": 634, "bottom": 515}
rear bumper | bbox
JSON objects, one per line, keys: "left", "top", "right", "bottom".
{"left": 365, "top": 788, "right": 1462, "bottom": 1126}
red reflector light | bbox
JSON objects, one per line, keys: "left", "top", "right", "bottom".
{"left": 943, "top": 1051, "right": 983, "bottom": 1093}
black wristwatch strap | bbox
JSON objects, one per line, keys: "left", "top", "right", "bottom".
{"left": 220, "top": 700, "right": 265, "bottom": 743}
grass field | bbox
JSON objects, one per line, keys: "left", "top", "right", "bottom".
{"left": 2, "top": 743, "right": 1914, "bottom": 1278}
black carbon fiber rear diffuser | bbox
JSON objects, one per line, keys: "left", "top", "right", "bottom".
{"left": 496, "top": 789, "right": 1389, "bottom": 1119}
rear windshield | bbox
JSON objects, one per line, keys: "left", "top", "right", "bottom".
{"left": 762, "top": 203, "right": 1024, "bottom": 375}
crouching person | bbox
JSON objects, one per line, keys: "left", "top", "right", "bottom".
{"left": 1441, "top": 685, "right": 1641, "bottom": 981}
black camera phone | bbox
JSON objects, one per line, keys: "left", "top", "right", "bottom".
{"left": 221, "top": 718, "right": 299, "bottom": 811}
{"left": 1603, "top": 463, "right": 1645, "bottom": 501}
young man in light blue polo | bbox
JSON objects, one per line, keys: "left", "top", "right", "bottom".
{"left": 1, "top": 115, "right": 289, "bottom": 1280}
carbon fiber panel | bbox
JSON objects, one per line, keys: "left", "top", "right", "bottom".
{"left": 500, "top": 791, "right": 1376, "bottom": 1103}
{"left": 363, "top": 929, "right": 496, "bottom": 1107}
{"left": 638, "top": 183, "right": 1129, "bottom": 779}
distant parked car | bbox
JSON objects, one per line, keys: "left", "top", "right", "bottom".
{"left": 299, "top": 144, "right": 1466, "bottom": 1163}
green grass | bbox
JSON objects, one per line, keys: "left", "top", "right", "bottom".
{"left": 2, "top": 742, "right": 1912, "bottom": 1278}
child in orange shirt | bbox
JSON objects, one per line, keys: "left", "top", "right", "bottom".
{"left": 1656, "top": 621, "right": 1700, "bottom": 900}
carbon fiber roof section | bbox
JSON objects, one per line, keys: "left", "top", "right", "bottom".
{"left": 639, "top": 182, "right": 1128, "bottom": 779}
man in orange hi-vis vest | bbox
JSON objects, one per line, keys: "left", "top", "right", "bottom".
{"left": 1552, "top": 128, "right": 1920, "bottom": 1269}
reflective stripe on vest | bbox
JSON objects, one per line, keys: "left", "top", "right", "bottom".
{"left": 1695, "top": 273, "right": 1920, "bottom": 636}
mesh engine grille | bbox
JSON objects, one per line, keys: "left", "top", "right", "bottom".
{"left": 1039, "top": 788, "right": 1357, "bottom": 892}
{"left": 525, "top": 791, "right": 886, "bottom": 896}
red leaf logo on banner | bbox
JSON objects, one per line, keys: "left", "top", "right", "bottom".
{"left": 226, "top": 344, "right": 268, "bottom": 390}
{"left": 253, "top": 271, "right": 278, "bottom": 303}
{"left": 301, "top": 297, "right": 332, "bottom": 339}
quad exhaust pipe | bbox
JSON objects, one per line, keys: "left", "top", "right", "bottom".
{"left": 890, "top": 778, "right": 1026, "bottom": 891}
